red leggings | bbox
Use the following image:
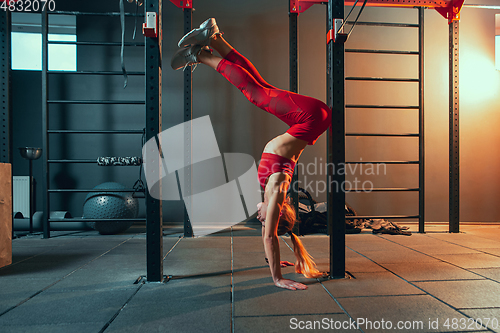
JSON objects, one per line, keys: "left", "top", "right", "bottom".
{"left": 216, "top": 49, "right": 331, "bottom": 145}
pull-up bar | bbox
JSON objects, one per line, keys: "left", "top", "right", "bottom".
{"left": 290, "top": 0, "right": 464, "bottom": 23}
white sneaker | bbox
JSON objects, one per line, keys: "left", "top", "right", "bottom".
{"left": 177, "top": 18, "right": 220, "bottom": 47}
{"left": 171, "top": 44, "right": 210, "bottom": 71}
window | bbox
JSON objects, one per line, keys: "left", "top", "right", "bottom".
{"left": 496, "top": 14, "right": 500, "bottom": 71}
{"left": 11, "top": 13, "right": 76, "bottom": 71}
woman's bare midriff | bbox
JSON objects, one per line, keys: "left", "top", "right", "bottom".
{"left": 263, "top": 133, "right": 308, "bottom": 163}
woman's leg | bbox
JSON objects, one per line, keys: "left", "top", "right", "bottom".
{"left": 198, "top": 47, "right": 329, "bottom": 149}
{"left": 209, "top": 35, "right": 276, "bottom": 89}
{"left": 209, "top": 34, "right": 233, "bottom": 59}
{"left": 197, "top": 49, "right": 223, "bottom": 70}
{"left": 210, "top": 56, "right": 306, "bottom": 128}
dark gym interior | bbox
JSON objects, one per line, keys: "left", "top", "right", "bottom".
{"left": 1, "top": 0, "right": 500, "bottom": 332}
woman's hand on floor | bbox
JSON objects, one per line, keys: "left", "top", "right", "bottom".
{"left": 274, "top": 278, "right": 307, "bottom": 291}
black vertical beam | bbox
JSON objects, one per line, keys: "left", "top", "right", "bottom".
{"left": 41, "top": 9, "right": 50, "bottom": 239}
{"left": 449, "top": 20, "right": 459, "bottom": 233}
{"left": 1, "top": 11, "right": 12, "bottom": 165}
{"left": 418, "top": 8, "right": 425, "bottom": 233}
{"left": 327, "top": 0, "right": 346, "bottom": 279}
{"left": 1, "top": 11, "right": 12, "bottom": 240}
{"left": 183, "top": 7, "right": 193, "bottom": 237}
{"left": 145, "top": 0, "right": 164, "bottom": 282}
{"left": 289, "top": 8, "right": 300, "bottom": 233}
{"left": 0, "top": 11, "right": 9, "bottom": 163}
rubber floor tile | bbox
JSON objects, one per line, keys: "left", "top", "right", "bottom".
{"left": 469, "top": 267, "right": 500, "bottom": 282}
{"left": 427, "top": 234, "right": 500, "bottom": 249}
{"left": 414, "top": 279, "right": 500, "bottom": 308}
{"left": 234, "top": 313, "right": 357, "bottom": 333}
{"left": 0, "top": 287, "right": 139, "bottom": 326}
{"left": 354, "top": 249, "right": 441, "bottom": 264}
{"left": 461, "top": 308, "right": 500, "bottom": 333}
{"left": 383, "top": 261, "right": 483, "bottom": 281}
{"left": 338, "top": 294, "right": 474, "bottom": 333}
{"left": 431, "top": 253, "right": 500, "bottom": 269}
{"left": 0, "top": 322, "right": 105, "bottom": 333}
{"left": 408, "top": 243, "right": 483, "bottom": 255}
{"left": 322, "top": 271, "right": 424, "bottom": 298}
{"left": 233, "top": 277, "right": 341, "bottom": 317}
{"left": 105, "top": 300, "right": 231, "bottom": 333}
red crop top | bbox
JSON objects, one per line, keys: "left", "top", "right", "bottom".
{"left": 257, "top": 153, "right": 296, "bottom": 189}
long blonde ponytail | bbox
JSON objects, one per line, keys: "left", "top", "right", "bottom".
{"left": 278, "top": 200, "right": 325, "bottom": 279}
{"left": 290, "top": 233, "right": 325, "bottom": 278}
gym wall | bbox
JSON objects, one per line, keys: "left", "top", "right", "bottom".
{"left": 11, "top": 0, "right": 500, "bottom": 224}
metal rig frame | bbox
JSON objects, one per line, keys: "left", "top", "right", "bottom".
{"left": 41, "top": 2, "right": 164, "bottom": 281}
{"left": 289, "top": 0, "right": 462, "bottom": 278}
{"left": 0, "top": 11, "right": 11, "bottom": 166}
{"left": 1, "top": 0, "right": 462, "bottom": 283}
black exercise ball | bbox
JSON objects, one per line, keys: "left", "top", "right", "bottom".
{"left": 83, "top": 182, "right": 139, "bottom": 235}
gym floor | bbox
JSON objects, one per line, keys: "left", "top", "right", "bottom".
{"left": 1, "top": 223, "right": 500, "bottom": 333}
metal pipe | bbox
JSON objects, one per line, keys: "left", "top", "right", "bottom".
{"left": 48, "top": 160, "right": 100, "bottom": 163}
{"left": 418, "top": 7, "right": 425, "bottom": 233}
{"left": 0, "top": 11, "right": 13, "bottom": 239}
{"left": 346, "top": 21, "right": 419, "bottom": 28}
{"left": 346, "top": 77, "right": 419, "bottom": 82}
{"left": 289, "top": 9, "right": 300, "bottom": 233}
{"left": 347, "top": 188, "right": 420, "bottom": 191}
{"left": 47, "top": 100, "right": 145, "bottom": 104}
{"left": 183, "top": 7, "right": 193, "bottom": 238}
{"left": 48, "top": 189, "right": 144, "bottom": 193}
{"left": 346, "top": 104, "right": 419, "bottom": 109}
{"left": 346, "top": 49, "right": 419, "bottom": 54}
{"left": 49, "top": 218, "right": 147, "bottom": 222}
{"left": 449, "top": 20, "right": 460, "bottom": 233}
{"left": 48, "top": 41, "right": 145, "bottom": 46}
{"left": 49, "top": 71, "right": 145, "bottom": 75}
{"left": 41, "top": 9, "right": 50, "bottom": 239}
{"left": 51, "top": 11, "right": 144, "bottom": 16}
{"left": 346, "top": 133, "right": 419, "bottom": 137}
{"left": 327, "top": 0, "right": 346, "bottom": 279}
{"left": 0, "top": 11, "right": 12, "bottom": 165}
{"left": 345, "top": 215, "right": 419, "bottom": 219}
{"left": 346, "top": 161, "right": 419, "bottom": 164}
{"left": 145, "top": 0, "right": 164, "bottom": 282}
{"left": 47, "top": 130, "right": 144, "bottom": 134}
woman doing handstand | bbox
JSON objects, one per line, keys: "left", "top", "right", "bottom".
{"left": 171, "top": 18, "right": 331, "bottom": 291}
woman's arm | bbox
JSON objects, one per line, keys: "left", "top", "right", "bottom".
{"left": 262, "top": 173, "right": 306, "bottom": 291}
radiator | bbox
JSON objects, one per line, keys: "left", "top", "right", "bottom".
{"left": 13, "top": 176, "right": 30, "bottom": 217}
